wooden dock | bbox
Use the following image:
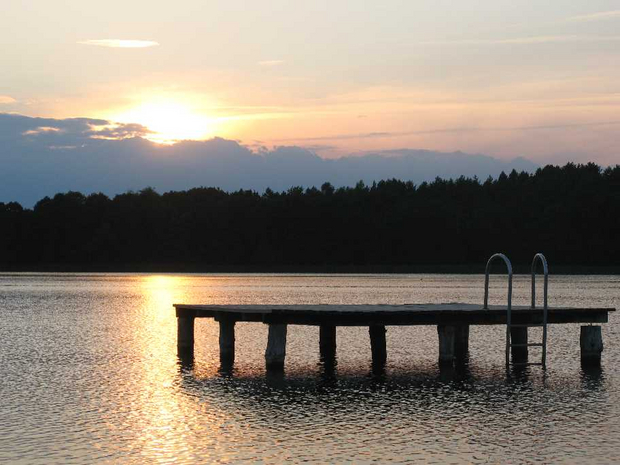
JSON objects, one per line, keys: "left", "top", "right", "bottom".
{"left": 174, "top": 303, "right": 615, "bottom": 370}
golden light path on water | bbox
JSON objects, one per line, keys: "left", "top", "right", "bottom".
{"left": 128, "top": 275, "right": 241, "bottom": 463}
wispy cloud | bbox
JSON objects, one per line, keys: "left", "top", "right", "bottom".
{"left": 78, "top": 39, "right": 159, "bottom": 48}
{"left": 0, "top": 96, "right": 16, "bottom": 104}
{"left": 258, "top": 60, "right": 284, "bottom": 66}
{"left": 496, "top": 35, "right": 620, "bottom": 44}
{"left": 22, "top": 126, "right": 62, "bottom": 136}
{"left": 279, "top": 120, "right": 620, "bottom": 142}
{"left": 565, "top": 10, "right": 620, "bottom": 23}
{"left": 422, "top": 35, "right": 620, "bottom": 46}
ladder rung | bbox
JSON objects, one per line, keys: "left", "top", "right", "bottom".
{"left": 510, "top": 343, "right": 544, "bottom": 347}
{"left": 510, "top": 324, "right": 544, "bottom": 327}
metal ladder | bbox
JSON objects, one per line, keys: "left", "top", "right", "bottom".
{"left": 483, "top": 252, "right": 549, "bottom": 368}
{"left": 483, "top": 253, "right": 513, "bottom": 366}
{"left": 526, "top": 253, "right": 549, "bottom": 368}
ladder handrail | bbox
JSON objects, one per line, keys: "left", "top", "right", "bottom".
{"left": 483, "top": 253, "right": 513, "bottom": 367}
{"left": 531, "top": 253, "right": 549, "bottom": 368}
{"left": 531, "top": 253, "right": 548, "bottom": 310}
{"left": 483, "top": 253, "right": 513, "bottom": 311}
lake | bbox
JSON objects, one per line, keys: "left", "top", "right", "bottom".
{"left": 1, "top": 273, "right": 618, "bottom": 463}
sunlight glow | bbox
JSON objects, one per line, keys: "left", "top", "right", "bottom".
{"left": 112, "top": 99, "right": 216, "bottom": 144}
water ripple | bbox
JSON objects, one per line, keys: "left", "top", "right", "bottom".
{"left": 0, "top": 273, "right": 618, "bottom": 463}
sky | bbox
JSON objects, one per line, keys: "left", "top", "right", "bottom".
{"left": 1, "top": 1, "right": 619, "bottom": 166}
{"left": 0, "top": 113, "right": 539, "bottom": 206}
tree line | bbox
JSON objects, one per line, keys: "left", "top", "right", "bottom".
{"left": 1, "top": 162, "right": 619, "bottom": 272}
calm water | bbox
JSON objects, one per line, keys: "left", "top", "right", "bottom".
{"left": 0, "top": 273, "right": 618, "bottom": 464}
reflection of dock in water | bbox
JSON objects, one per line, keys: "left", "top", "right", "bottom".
{"left": 173, "top": 302, "right": 614, "bottom": 372}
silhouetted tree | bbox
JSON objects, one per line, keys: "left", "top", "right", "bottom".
{"left": 0, "top": 163, "right": 619, "bottom": 270}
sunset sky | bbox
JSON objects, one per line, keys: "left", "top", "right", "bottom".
{"left": 1, "top": 1, "right": 619, "bottom": 164}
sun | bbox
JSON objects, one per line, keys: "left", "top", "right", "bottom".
{"left": 112, "top": 99, "right": 216, "bottom": 144}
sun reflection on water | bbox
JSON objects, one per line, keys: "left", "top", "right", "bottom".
{"left": 124, "top": 275, "right": 227, "bottom": 462}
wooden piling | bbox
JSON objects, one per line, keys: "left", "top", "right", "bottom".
{"left": 265, "top": 324, "right": 288, "bottom": 370}
{"left": 219, "top": 318, "right": 236, "bottom": 367}
{"left": 319, "top": 325, "right": 337, "bottom": 359}
{"left": 580, "top": 326, "right": 603, "bottom": 366}
{"left": 177, "top": 316, "right": 195, "bottom": 354}
{"left": 369, "top": 325, "right": 387, "bottom": 366}
{"left": 510, "top": 327, "right": 528, "bottom": 363}
{"left": 437, "top": 325, "right": 456, "bottom": 365}
{"left": 454, "top": 325, "right": 469, "bottom": 360}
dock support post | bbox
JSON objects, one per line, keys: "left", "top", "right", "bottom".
{"left": 438, "top": 325, "right": 469, "bottom": 365}
{"left": 219, "top": 318, "right": 236, "bottom": 367}
{"left": 454, "top": 325, "right": 469, "bottom": 361}
{"left": 437, "top": 325, "right": 456, "bottom": 365}
{"left": 320, "top": 325, "right": 337, "bottom": 359}
{"left": 510, "top": 327, "right": 528, "bottom": 363}
{"left": 177, "top": 316, "right": 195, "bottom": 356}
{"left": 369, "top": 325, "right": 387, "bottom": 369}
{"left": 265, "top": 324, "right": 288, "bottom": 371}
{"left": 580, "top": 326, "right": 603, "bottom": 366}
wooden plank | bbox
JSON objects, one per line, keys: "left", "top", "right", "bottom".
{"left": 174, "top": 303, "right": 613, "bottom": 326}
{"left": 175, "top": 303, "right": 615, "bottom": 312}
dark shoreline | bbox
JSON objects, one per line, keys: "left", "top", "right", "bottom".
{"left": 2, "top": 263, "right": 619, "bottom": 275}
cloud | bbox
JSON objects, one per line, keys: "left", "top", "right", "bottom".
{"left": 0, "top": 113, "right": 539, "bottom": 207}
{"left": 258, "top": 60, "right": 284, "bottom": 66}
{"left": 422, "top": 35, "right": 620, "bottom": 46}
{"left": 275, "top": 120, "right": 620, "bottom": 143}
{"left": 22, "top": 126, "right": 61, "bottom": 136}
{"left": 0, "top": 96, "right": 16, "bottom": 104}
{"left": 565, "top": 10, "right": 620, "bottom": 23}
{"left": 1, "top": 114, "right": 151, "bottom": 148}
{"left": 497, "top": 35, "right": 620, "bottom": 44}
{"left": 78, "top": 39, "right": 159, "bottom": 48}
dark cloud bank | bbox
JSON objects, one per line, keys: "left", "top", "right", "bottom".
{"left": 1, "top": 113, "right": 538, "bottom": 207}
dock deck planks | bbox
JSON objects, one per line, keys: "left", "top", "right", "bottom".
{"left": 174, "top": 303, "right": 613, "bottom": 326}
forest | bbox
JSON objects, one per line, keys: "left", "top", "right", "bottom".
{"left": 1, "top": 162, "right": 619, "bottom": 272}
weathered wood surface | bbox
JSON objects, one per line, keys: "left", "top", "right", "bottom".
{"left": 510, "top": 326, "right": 529, "bottom": 362}
{"left": 177, "top": 316, "right": 194, "bottom": 353}
{"left": 265, "top": 324, "right": 288, "bottom": 370}
{"left": 580, "top": 325, "right": 603, "bottom": 366}
{"left": 219, "top": 318, "right": 235, "bottom": 366}
{"left": 369, "top": 325, "right": 387, "bottom": 366}
{"left": 175, "top": 303, "right": 614, "bottom": 326}
{"left": 319, "top": 325, "right": 337, "bottom": 358}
